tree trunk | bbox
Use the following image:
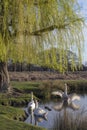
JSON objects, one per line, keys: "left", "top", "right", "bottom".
{"left": 0, "top": 62, "right": 11, "bottom": 92}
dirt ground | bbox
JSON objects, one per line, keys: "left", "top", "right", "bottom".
{"left": 9, "top": 71, "right": 87, "bottom": 81}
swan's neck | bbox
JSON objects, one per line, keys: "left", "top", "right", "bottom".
{"left": 35, "top": 100, "right": 38, "bottom": 109}
{"left": 31, "top": 92, "right": 33, "bottom": 101}
{"left": 64, "top": 84, "right": 67, "bottom": 95}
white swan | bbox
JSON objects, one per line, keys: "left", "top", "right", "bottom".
{"left": 52, "top": 83, "right": 80, "bottom": 103}
{"left": 53, "top": 100, "right": 80, "bottom": 111}
{"left": 34, "top": 100, "right": 48, "bottom": 117}
{"left": 28, "top": 92, "right": 35, "bottom": 111}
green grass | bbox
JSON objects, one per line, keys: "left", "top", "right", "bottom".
{"left": 0, "top": 82, "right": 41, "bottom": 107}
{"left": 65, "top": 80, "right": 87, "bottom": 91}
{"left": 0, "top": 115, "right": 45, "bottom": 130}
{"left": 0, "top": 93, "right": 32, "bottom": 106}
{"left": 0, "top": 82, "right": 45, "bottom": 130}
{"left": 11, "top": 80, "right": 87, "bottom": 92}
{"left": 0, "top": 80, "right": 87, "bottom": 130}
{"left": 10, "top": 80, "right": 87, "bottom": 100}
{"left": 0, "top": 105, "right": 45, "bottom": 130}
{"left": 11, "top": 81, "right": 40, "bottom": 92}
{"left": 0, "top": 105, "right": 26, "bottom": 120}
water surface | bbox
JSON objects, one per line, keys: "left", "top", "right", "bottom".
{"left": 25, "top": 93, "right": 87, "bottom": 129}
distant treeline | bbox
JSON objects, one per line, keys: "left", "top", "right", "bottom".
{"left": 8, "top": 62, "right": 87, "bottom": 72}
{"left": 8, "top": 62, "right": 52, "bottom": 72}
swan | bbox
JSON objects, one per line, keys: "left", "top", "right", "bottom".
{"left": 28, "top": 92, "right": 35, "bottom": 111}
{"left": 53, "top": 100, "right": 80, "bottom": 111}
{"left": 51, "top": 83, "right": 80, "bottom": 103}
{"left": 34, "top": 100, "right": 48, "bottom": 117}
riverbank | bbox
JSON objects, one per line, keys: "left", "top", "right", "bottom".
{"left": 0, "top": 79, "right": 86, "bottom": 107}
{"left": 0, "top": 71, "right": 87, "bottom": 130}
{"left": 0, "top": 96, "right": 45, "bottom": 130}
{"left": 0, "top": 114, "right": 45, "bottom": 130}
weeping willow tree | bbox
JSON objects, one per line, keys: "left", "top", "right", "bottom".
{"left": 0, "top": 0, "right": 84, "bottom": 92}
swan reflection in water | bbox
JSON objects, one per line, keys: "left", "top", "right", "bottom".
{"left": 52, "top": 100, "right": 81, "bottom": 130}
{"left": 52, "top": 83, "right": 80, "bottom": 103}
{"left": 25, "top": 94, "right": 48, "bottom": 126}
{"left": 26, "top": 109, "right": 48, "bottom": 126}
{"left": 52, "top": 83, "right": 80, "bottom": 111}
{"left": 53, "top": 100, "right": 80, "bottom": 111}
{"left": 52, "top": 89, "right": 81, "bottom": 130}
{"left": 51, "top": 83, "right": 81, "bottom": 130}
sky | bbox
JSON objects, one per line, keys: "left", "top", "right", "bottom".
{"left": 78, "top": 0, "right": 87, "bottom": 64}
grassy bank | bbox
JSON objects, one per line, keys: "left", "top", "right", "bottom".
{"left": 0, "top": 105, "right": 45, "bottom": 130}
{"left": 0, "top": 80, "right": 87, "bottom": 106}
{"left": 0, "top": 105, "right": 26, "bottom": 121}
{"left": 0, "top": 93, "right": 33, "bottom": 106}
{"left": 0, "top": 82, "right": 45, "bottom": 130}
{"left": 0, "top": 82, "right": 39, "bottom": 106}
{"left": 0, "top": 80, "right": 87, "bottom": 130}
{"left": 11, "top": 80, "right": 87, "bottom": 92}
{"left": 0, "top": 115, "right": 45, "bottom": 130}
{"left": 12, "top": 80, "right": 87, "bottom": 99}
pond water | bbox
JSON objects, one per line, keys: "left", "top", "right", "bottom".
{"left": 24, "top": 93, "right": 87, "bottom": 129}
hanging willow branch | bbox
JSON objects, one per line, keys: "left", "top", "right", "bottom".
{"left": 30, "top": 17, "right": 84, "bottom": 35}
{"left": 0, "top": 0, "right": 85, "bottom": 72}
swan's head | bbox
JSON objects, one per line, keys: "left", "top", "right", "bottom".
{"left": 31, "top": 91, "right": 34, "bottom": 100}
{"left": 65, "top": 83, "right": 67, "bottom": 89}
{"left": 64, "top": 83, "right": 68, "bottom": 95}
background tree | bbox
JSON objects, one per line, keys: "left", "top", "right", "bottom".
{"left": 0, "top": 0, "right": 84, "bottom": 92}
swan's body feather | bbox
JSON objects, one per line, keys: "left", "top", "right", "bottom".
{"left": 51, "top": 84, "right": 80, "bottom": 102}
{"left": 34, "top": 100, "right": 47, "bottom": 117}
{"left": 52, "top": 90, "right": 63, "bottom": 97}
{"left": 28, "top": 92, "right": 35, "bottom": 111}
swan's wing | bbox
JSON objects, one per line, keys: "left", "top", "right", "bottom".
{"left": 68, "top": 93, "right": 80, "bottom": 102}
{"left": 28, "top": 100, "right": 34, "bottom": 106}
{"left": 36, "top": 107, "right": 47, "bottom": 115}
{"left": 39, "top": 108, "right": 47, "bottom": 114}
{"left": 28, "top": 101, "right": 35, "bottom": 106}
{"left": 28, "top": 101, "right": 32, "bottom": 106}
{"left": 28, "top": 101, "right": 35, "bottom": 111}
{"left": 51, "top": 90, "right": 63, "bottom": 98}
{"left": 53, "top": 102, "right": 63, "bottom": 111}
{"left": 69, "top": 102, "right": 80, "bottom": 110}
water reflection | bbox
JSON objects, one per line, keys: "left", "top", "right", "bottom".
{"left": 52, "top": 83, "right": 80, "bottom": 103}
{"left": 35, "top": 116, "right": 47, "bottom": 126}
{"left": 52, "top": 105, "right": 87, "bottom": 130}
{"left": 25, "top": 93, "right": 87, "bottom": 129}
{"left": 25, "top": 109, "right": 48, "bottom": 126}
{"left": 53, "top": 100, "right": 80, "bottom": 111}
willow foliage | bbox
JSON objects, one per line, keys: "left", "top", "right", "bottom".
{"left": 0, "top": 0, "right": 84, "bottom": 72}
